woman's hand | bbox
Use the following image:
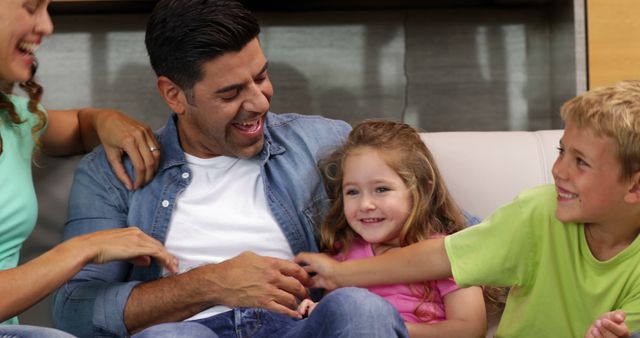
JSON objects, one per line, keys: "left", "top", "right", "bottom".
{"left": 43, "top": 108, "right": 160, "bottom": 190}
{"left": 294, "top": 252, "right": 341, "bottom": 290}
{"left": 93, "top": 109, "right": 160, "bottom": 190}
{"left": 75, "top": 227, "right": 178, "bottom": 274}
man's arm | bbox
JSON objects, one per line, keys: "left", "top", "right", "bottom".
{"left": 124, "top": 251, "right": 311, "bottom": 334}
{"left": 53, "top": 151, "right": 145, "bottom": 337}
{"left": 54, "top": 152, "right": 312, "bottom": 336}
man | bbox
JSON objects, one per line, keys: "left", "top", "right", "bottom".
{"left": 52, "top": 1, "right": 408, "bottom": 337}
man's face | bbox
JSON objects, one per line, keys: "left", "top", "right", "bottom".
{"left": 176, "top": 38, "right": 273, "bottom": 159}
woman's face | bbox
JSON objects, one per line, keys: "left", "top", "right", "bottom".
{"left": 0, "top": 0, "right": 53, "bottom": 83}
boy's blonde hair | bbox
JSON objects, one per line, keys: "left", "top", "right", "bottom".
{"left": 560, "top": 80, "right": 640, "bottom": 180}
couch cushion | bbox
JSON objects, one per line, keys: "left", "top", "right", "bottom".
{"left": 421, "top": 130, "right": 562, "bottom": 219}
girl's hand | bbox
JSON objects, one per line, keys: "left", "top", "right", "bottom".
{"left": 94, "top": 109, "right": 160, "bottom": 190}
{"left": 297, "top": 298, "right": 317, "bottom": 317}
{"left": 75, "top": 227, "right": 178, "bottom": 274}
{"left": 294, "top": 252, "right": 340, "bottom": 290}
{"left": 584, "top": 310, "right": 630, "bottom": 338}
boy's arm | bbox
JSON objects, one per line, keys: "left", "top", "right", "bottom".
{"left": 406, "top": 286, "right": 486, "bottom": 338}
{"left": 295, "top": 238, "right": 451, "bottom": 289}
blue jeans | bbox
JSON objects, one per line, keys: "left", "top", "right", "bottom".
{"left": 0, "top": 325, "right": 76, "bottom": 338}
{"left": 133, "top": 287, "right": 408, "bottom": 338}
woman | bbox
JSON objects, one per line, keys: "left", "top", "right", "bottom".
{"left": 0, "top": 0, "right": 177, "bottom": 336}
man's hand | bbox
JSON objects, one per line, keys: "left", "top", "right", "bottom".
{"left": 585, "top": 310, "right": 630, "bottom": 338}
{"left": 201, "top": 251, "right": 312, "bottom": 319}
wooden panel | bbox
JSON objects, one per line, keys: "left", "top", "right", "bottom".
{"left": 587, "top": 0, "right": 640, "bottom": 88}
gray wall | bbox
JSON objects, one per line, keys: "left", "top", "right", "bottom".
{"left": 23, "top": 3, "right": 582, "bottom": 327}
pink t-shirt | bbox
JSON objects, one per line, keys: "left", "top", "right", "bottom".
{"left": 337, "top": 238, "right": 460, "bottom": 323}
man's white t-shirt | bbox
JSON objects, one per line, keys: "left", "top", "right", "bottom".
{"left": 163, "top": 153, "right": 294, "bottom": 320}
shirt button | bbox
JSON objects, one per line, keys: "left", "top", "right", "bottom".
{"left": 181, "top": 172, "right": 190, "bottom": 179}
{"left": 161, "top": 200, "right": 170, "bottom": 208}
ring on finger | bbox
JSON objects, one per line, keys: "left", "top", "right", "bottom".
{"left": 149, "top": 146, "right": 158, "bottom": 152}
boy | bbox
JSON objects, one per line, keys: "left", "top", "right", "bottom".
{"left": 296, "top": 80, "right": 640, "bottom": 338}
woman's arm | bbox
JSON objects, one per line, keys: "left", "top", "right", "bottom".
{"left": 406, "top": 286, "right": 486, "bottom": 338}
{"left": 0, "top": 227, "right": 177, "bottom": 322}
{"left": 40, "top": 108, "right": 160, "bottom": 190}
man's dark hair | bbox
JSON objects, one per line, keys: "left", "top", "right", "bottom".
{"left": 145, "top": 0, "right": 260, "bottom": 91}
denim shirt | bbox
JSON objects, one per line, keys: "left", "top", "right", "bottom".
{"left": 52, "top": 113, "right": 351, "bottom": 338}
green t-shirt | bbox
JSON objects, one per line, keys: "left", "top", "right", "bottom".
{"left": 0, "top": 95, "right": 46, "bottom": 324}
{"left": 445, "top": 185, "right": 640, "bottom": 338}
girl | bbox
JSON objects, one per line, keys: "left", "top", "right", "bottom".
{"left": 0, "top": 1, "right": 177, "bottom": 336}
{"left": 298, "top": 120, "right": 487, "bottom": 338}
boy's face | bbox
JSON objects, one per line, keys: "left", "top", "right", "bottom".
{"left": 552, "top": 122, "right": 634, "bottom": 226}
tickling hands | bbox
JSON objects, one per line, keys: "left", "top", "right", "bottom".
{"left": 202, "top": 251, "right": 312, "bottom": 319}
{"left": 294, "top": 252, "right": 341, "bottom": 291}
{"left": 585, "top": 310, "right": 630, "bottom": 338}
{"left": 80, "top": 227, "right": 178, "bottom": 274}
{"left": 94, "top": 109, "right": 160, "bottom": 190}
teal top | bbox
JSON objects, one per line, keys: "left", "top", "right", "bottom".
{"left": 0, "top": 94, "right": 46, "bottom": 324}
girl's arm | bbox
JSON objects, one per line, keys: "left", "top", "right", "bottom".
{"left": 406, "top": 286, "right": 486, "bottom": 338}
{"left": 296, "top": 237, "right": 452, "bottom": 290}
{"left": 0, "top": 227, "right": 177, "bottom": 322}
{"left": 40, "top": 108, "right": 160, "bottom": 190}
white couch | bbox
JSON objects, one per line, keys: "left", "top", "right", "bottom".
{"left": 421, "top": 130, "right": 563, "bottom": 220}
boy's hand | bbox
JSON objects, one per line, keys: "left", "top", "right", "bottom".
{"left": 585, "top": 310, "right": 630, "bottom": 338}
{"left": 294, "top": 252, "right": 341, "bottom": 290}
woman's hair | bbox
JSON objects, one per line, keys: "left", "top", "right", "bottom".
{"left": 0, "top": 61, "right": 47, "bottom": 146}
{"left": 319, "top": 119, "right": 465, "bottom": 255}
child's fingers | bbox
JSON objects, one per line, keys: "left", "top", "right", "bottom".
{"left": 599, "top": 319, "right": 630, "bottom": 337}
{"left": 297, "top": 299, "right": 315, "bottom": 318}
{"left": 589, "top": 326, "right": 603, "bottom": 338}
{"left": 605, "top": 310, "right": 626, "bottom": 324}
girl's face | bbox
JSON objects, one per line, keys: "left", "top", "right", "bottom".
{"left": 342, "top": 146, "right": 412, "bottom": 253}
{"left": 0, "top": 0, "right": 53, "bottom": 83}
